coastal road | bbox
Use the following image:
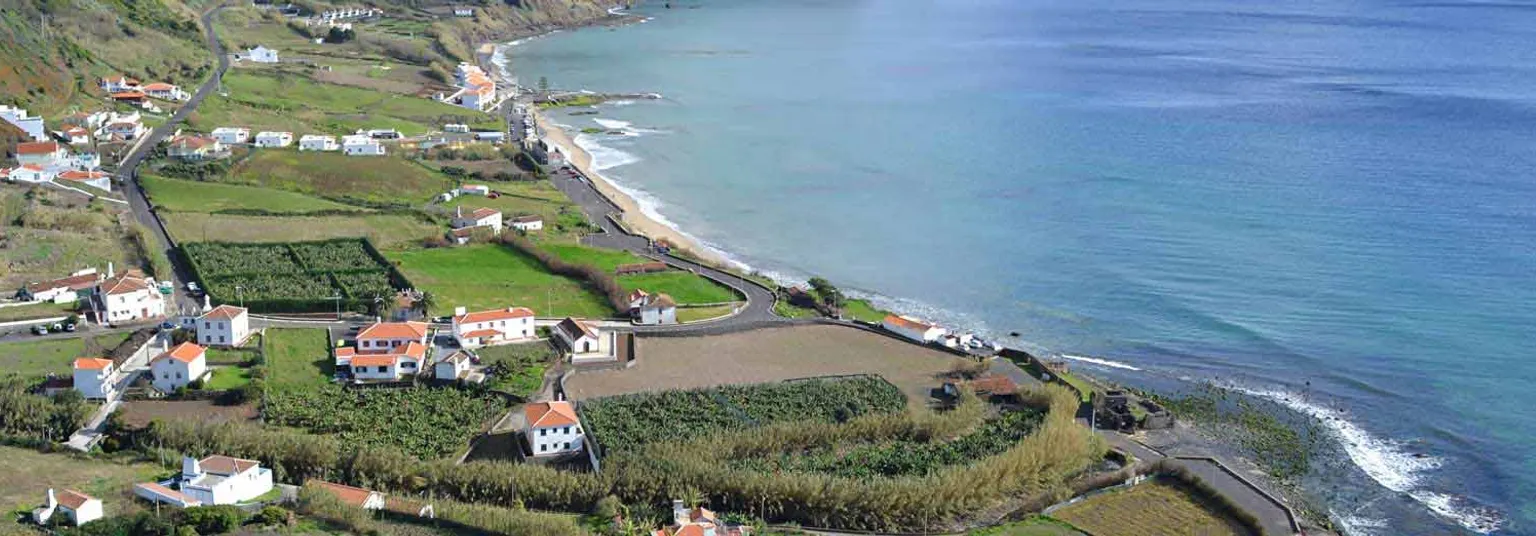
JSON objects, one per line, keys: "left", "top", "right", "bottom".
{"left": 114, "top": 4, "right": 231, "bottom": 314}
{"left": 543, "top": 164, "right": 783, "bottom": 331}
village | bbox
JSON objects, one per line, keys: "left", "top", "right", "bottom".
{"left": 0, "top": 2, "right": 1314, "bottom": 536}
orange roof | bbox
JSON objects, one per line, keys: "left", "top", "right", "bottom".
{"left": 26, "top": 272, "right": 101, "bottom": 293}
{"left": 335, "top": 347, "right": 356, "bottom": 358}
{"left": 356, "top": 322, "right": 429, "bottom": 341}
{"left": 400, "top": 341, "right": 427, "bottom": 359}
{"left": 19, "top": 164, "right": 44, "bottom": 171}
{"left": 202, "top": 304, "right": 246, "bottom": 320}
{"left": 73, "top": 358, "right": 113, "bottom": 370}
{"left": 199, "top": 454, "right": 259, "bottom": 475}
{"left": 171, "top": 135, "right": 217, "bottom": 149}
{"left": 153, "top": 342, "right": 205, "bottom": 364}
{"left": 142, "top": 82, "right": 176, "bottom": 91}
{"left": 468, "top": 207, "right": 499, "bottom": 219}
{"left": 65, "top": 127, "right": 89, "bottom": 135}
{"left": 57, "top": 170, "right": 109, "bottom": 181}
{"left": 883, "top": 314, "right": 937, "bottom": 332}
{"left": 459, "top": 328, "right": 500, "bottom": 339}
{"left": 309, "top": 480, "right": 378, "bottom": 508}
{"left": 525, "top": 401, "right": 579, "bottom": 428}
{"left": 350, "top": 354, "right": 400, "bottom": 367}
{"left": 627, "top": 289, "right": 649, "bottom": 302}
{"left": 110, "top": 91, "right": 146, "bottom": 100}
{"left": 101, "top": 275, "right": 151, "bottom": 295}
{"left": 455, "top": 307, "right": 534, "bottom": 325}
{"left": 16, "top": 141, "right": 61, "bottom": 155}
{"left": 57, "top": 489, "right": 94, "bottom": 510}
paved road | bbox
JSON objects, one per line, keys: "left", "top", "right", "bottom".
{"left": 115, "top": 4, "right": 231, "bottom": 314}
{"left": 544, "top": 165, "right": 783, "bottom": 331}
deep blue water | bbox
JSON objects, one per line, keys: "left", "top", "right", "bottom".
{"left": 504, "top": 1, "right": 1536, "bottom": 533}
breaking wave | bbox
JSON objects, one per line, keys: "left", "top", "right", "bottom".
{"left": 1059, "top": 354, "right": 1143, "bottom": 371}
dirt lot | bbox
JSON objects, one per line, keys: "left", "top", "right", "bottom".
{"left": 564, "top": 325, "right": 970, "bottom": 402}
{"left": 118, "top": 400, "right": 259, "bottom": 428}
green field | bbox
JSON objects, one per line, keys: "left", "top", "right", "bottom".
{"left": 203, "top": 366, "right": 254, "bottom": 391}
{"left": 444, "top": 181, "right": 587, "bottom": 241}
{"left": 0, "top": 332, "right": 134, "bottom": 378}
{"left": 1052, "top": 481, "right": 1250, "bottom": 536}
{"left": 619, "top": 271, "right": 737, "bottom": 304}
{"left": 0, "top": 301, "right": 76, "bottom": 323}
{"left": 190, "top": 71, "right": 493, "bottom": 136}
{"left": 968, "top": 518, "right": 1087, "bottom": 536}
{"left": 142, "top": 174, "right": 362, "bottom": 214}
{"left": 540, "top": 243, "right": 641, "bottom": 272}
{"left": 264, "top": 328, "right": 333, "bottom": 393}
{"left": 223, "top": 151, "right": 453, "bottom": 205}
{"left": 476, "top": 343, "right": 556, "bottom": 398}
{"left": 0, "top": 447, "right": 166, "bottom": 522}
{"left": 388, "top": 244, "right": 614, "bottom": 318}
{"left": 162, "top": 212, "right": 438, "bottom": 249}
{"left": 843, "top": 298, "right": 891, "bottom": 323}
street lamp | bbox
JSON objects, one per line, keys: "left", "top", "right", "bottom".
{"left": 327, "top": 295, "right": 343, "bottom": 320}
{"left": 234, "top": 285, "right": 244, "bottom": 308}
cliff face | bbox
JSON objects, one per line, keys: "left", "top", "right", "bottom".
{"left": 427, "top": 0, "right": 623, "bottom": 61}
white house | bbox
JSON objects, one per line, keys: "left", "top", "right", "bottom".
{"left": 149, "top": 342, "right": 209, "bottom": 393}
{"left": 342, "top": 134, "right": 385, "bottom": 156}
{"left": 101, "top": 120, "right": 145, "bottom": 141}
{"left": 21, "top": 269, "right": 102, "bottom": 304}
{"left": 451, "top": 206, "right": 502, "bottom": 234}
{"left": 62, "top": 127, "right": 91, "bottom": 145}
{"left": 6, "top": 164, "right": 54, "bottom": 183}
{"left": 453, "top": 7, "right": 473, "bottom": 17}
{"left": 552, "top": 318, "right": 613, "bottom": 362}
{"left": 32, "top": 489, "right": 103, "bottom": 527}
{"left": 15, "top": 141, "right": 68, "bottom": 167}
{"left": 211, "top": 127, "right": 250, "bottom": 144}
{"left": 434, "top": 350, "right": 473, "bottom": 381}
{"left": 881, "top": 314, "right": 946, "bottom": 343}
{"left": 72, "top": 358, "right": 116, "bottom": 400}
{"left": 309, "top": 481, "right": 385, "bottom": 511}
{"left": 142, "top": 82, "right": 187, "bottom": 101}
{"left": 167, "top": 135, "right": 228, "bottom": 161}
{"left": 98, "top": 75, "right": 141, "bottom": 93}
{"left": 298, "top": 134, "right": 339, "bottom": 151}
{"left": 355, "top": 321, "right": 430, "bottom": 353}
{"left": 510, "top": 214, "right": 543, "bottom": 232}
{"left": 451, "top": 305, "right": 535, "bottom": 348}
{"left": 525, "top": 401, "right": 583, "bottom": 457}
{"left": 656, "top": 501, "right": 752, "bottom": 536}
{"left": 635, "top": 293, "right": 678, "bottom": 326}
{"left": 0, "top": 105, "right": 47, "bottom": 141}
{"left": 56, "top": 170, "right": 113, "bottom": 191}
{"left": 198, "top": 305, "right": 251, "bottom": 347}
{"left": 338, "top": 322, "right": 430, "bottom": 380}
{"left": 458, "top": 184, "right": 489, "bottom": 196}
{"left": 96, "top": 271, "right": 166, "bottom": 324}
{"left": 136, "top": 455, "right": 273, "bottom": 507}
{"left": 253, "top": 131, "right": 293, "bottom": 148}
{"left": 246, "top": 46, "right": 279, "bottom": 63}
{"left": 445, "top": 63, "right": 496, "bottom": 112}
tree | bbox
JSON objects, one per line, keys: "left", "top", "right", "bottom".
{"left": 417, "top": 291, "right": 437, "bottom": 316}
{"left": 537, "top": 76, "right": 549, "bottom": 92}
{"left": 807, "top": 276, "right": 846, "bottom": 309}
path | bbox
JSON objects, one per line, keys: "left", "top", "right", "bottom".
{"left": 65, "top": 335, "right": 162, "bottom": 451}
{"left": 114, "top": 4, "right": 232, "bottom": 314}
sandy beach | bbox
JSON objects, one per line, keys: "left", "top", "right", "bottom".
{"left": 532, "top": 110, "right": 731, "bottom": 267}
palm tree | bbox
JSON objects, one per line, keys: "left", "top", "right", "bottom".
{"left": 417, "top": 290, "right": 437, "bottom": 318}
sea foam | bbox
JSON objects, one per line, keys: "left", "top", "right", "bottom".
{"left": 1232, "top": 387, "right": 1504, "bottom": 534}
{"left": 1059, "top": 354, "right": 1143, "bottom": 371}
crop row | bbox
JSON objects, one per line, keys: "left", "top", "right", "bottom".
{"left": 262, "top": 385, "right": 507, "bottom": 459}
{"left": 580, "top": 376, "right": 905, "bottom": 454}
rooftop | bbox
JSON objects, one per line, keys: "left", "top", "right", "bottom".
{"left": 526, "top": 401, "right": 579, "bottom": 428}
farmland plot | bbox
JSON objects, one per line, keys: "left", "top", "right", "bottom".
{"left": 182, "top": 239, "right": 407, "bottom": 312}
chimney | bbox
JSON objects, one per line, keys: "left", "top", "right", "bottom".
{"left": 203, "top": 294, "right": 212, "bottom": 312}
{"left": 107, "top": 262, "right": 114, "bottom": 278}
{"left": 455, "top": 205, "right": 463, "bottom": 218}
{"left": 182, "top": 456, "right": 201, "bottom": 478}
{"left": 672, "top": 499, "right": 687, "bottom": 525}
{"left": 45, "top": 488, "right": 57, "bottom": 509}
{"left": 454, "top": 306, "right": 467, "bottom": 317}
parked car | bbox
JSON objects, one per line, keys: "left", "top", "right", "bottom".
{"left": 31, "top": 325, "right": 47, "bottom": 335}
{"left": 160, "top": 321, "right": 175, "bottom": 330}
{"left": 64, "top": 323, "right": 76, "bottom": 332}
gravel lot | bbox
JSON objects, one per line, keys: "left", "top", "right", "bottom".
{"left": 119, "top": 400, "right": 258, "bottom": 428}
{"left": 564, "top": 325, "right": 970, "bottom": 402}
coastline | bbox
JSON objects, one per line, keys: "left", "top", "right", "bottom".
{"left": 530, "top": 110, "right": 733, "bottom": 268}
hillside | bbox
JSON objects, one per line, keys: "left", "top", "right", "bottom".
{"left": 0, "top": 0, "right": 212, "bottom": 118}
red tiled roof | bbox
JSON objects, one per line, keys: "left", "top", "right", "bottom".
{"left": 73, "top": 358, "right": 113, "bottom": 370}
{"left": 142, "top": 82, "right": 176, "bottom": 91}
{"left": 57, "top": 489, "right": 94, "bottom": 510}
{"left": 27, "top": 272, "right": 101, "bottom": 293}
{"left": 65, "top": 127, "right": 89, "bottom": 136}
{"left": 16, "top": 141, "right": 61, "bottom": 155}
{"left": 200, "top": 454, "right": 259, "bottom": 475}
{"left": 968, "top": 375, "right": 1018, "bottom": 396}
{"left": 135, "top": 482, "right": 198, "bottom": 505}
{"left": 101, "top": 275, "right": 152, "bottom": 295}
{"left": 335, "top": 347, "right": 356, "bottom": 358}
{"left": 356, "top": 322, "right": 428, "bottom": 341}
{"left": 350, "top": 354, "right": 400, "bottom": 367}
{"left": 468, "top": 207, "right": 499, "bottom": 220}
{"left": 459, "top": 328, "right": 500, "bottom": 339}
{"left": 171, "top": 135, "right": 217, "bottom": 149}
{"left": 57, "top": 170, "right": 109, "bottom": 181}
{"left": 627, "top": 289, "right": 649, "bottom": 302}
{"left": 883, "top": 315, "right": 937, "bottom": 332}
{"left": 309, "top": 480, "right": 378, "bottom": 508}
{"left": 202, "top": 304, "right": 246, "bottom": 320}
{"left": 454, "top": 307, "right": 533, "bottom": 325}
{"left": 110, "top": 91, "right": 146, "bottom": 100}
{"left": 153, "top": 342, "right": 205, "bottom": 364}
{"left": 525, "top": 401, "right": 579, "bottom": 428}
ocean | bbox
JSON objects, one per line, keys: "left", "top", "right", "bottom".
{"left": 501, "top": 1, "right": 1536, "bottom": 534}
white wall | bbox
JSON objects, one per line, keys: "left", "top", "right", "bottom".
{"left": 73, "top": 366, "right": 113, "bottom": 399}
{"left": 198, "top": 315, "right": 249, "bottom": 347}
{"left": 528, "top": 424, "right": 583, "bottom": 456}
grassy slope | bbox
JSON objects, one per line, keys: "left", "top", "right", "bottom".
{"left": 620, "top": 271, "right": 737, "bottom": 304}
{"left": 142, "top": 174, "right": 363, "bottom": 213}
{"left": 161, "top": 212, "right": 437, "bottom": 249}
{"left": 264, "top": 328, "right": 332, "bottom": 393}
{"left": 388, "top": 244, "right": 614, "bottom": 318}
{"left": 446, "top": 181, "right": 587, "bottom": 242}
{"left": 190, "top": 71, "right": 493, "bottom": 136}
{"left": 203, "top": 365, "right": 253, "bottom": 390}
{"left": 843, "top": 298, "right": 891, "bottom": 323}
{"left": 221, "top": 151, "right": 454, "bottom": 205}
{"left": 0, "top": 301, "right": 76, "bottom": 323}
{"left": 0, "top": 447, "right": 166, "bottom": 521}
{"left": 0, "top": 332, "right": 134, "bottom": 378}
{"left": 1052, "top": 482, "right": 1248, "bottom": 536}
{"left": 0, "top": 185, "right": 139, "bottom": 291}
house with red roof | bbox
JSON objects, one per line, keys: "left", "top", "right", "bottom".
{"left": 450, "top": 305, "right": 535, "bottom": 348}
{"left": 167, "top": 135, "right": 229, "bottom": 161}
{"left": 32, "top": 488, "right": 103, "bottom": 527}
{"left": 197, "top": 305, "right": 250, "bottom": 347}
{"left": 15, "top": 141, "right": 68, "bottom": 167}
{"left": 5, "top": 164, "right": 55, "bottom": 183}
{"left": 98, "top": 75, "right": 141, "bottom": 93}
{"left": 94, "top": 270, "right": 165, "bottom": 325}
{"left": 56, "top": 170, "right": 112, "bottom": 191}
{"left": 881, "top": 314, "right": 946, "bottom": 343}
{"left": 149, "top": 342, "right": 208, "bottom": 393}
{"left": 18, "top": 268, "right": 102, "bottom": 303}
{"left": 141, "top": 82, "right": 187, "bottom": 101}
{"left": 525, "top": 400, "right": 584, "bottom": 456}
{"left": 135, "top": 454, "right": 273, "bottom": 507}
{"left": 62, "top": 126, "right": 91, "bottom": 145}
{"left": 72, "top": 358, "right": 117, "bottom": 400}
{"left": 450, "top": 205, "right": 503, "bottom": 234}
{"left": 337, "top": 322, "right": 431, "bottom": 381}
{"left": 307, "top": 480, "right": 385, "bottom": 510}
{"left": 653, "top": 500, "right": 751, "bottom": 536}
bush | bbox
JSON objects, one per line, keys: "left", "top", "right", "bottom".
{"left": 181, "top": 505, "right": 246, "bottom": 535}
{"left": 255, "top": 505, "right": 291, "bottom": 527}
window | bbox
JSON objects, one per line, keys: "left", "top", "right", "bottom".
{"left": 163, "top": 373, "right": 169, "bottom": 379}
{"left": 402, "top": 362, "right": 415, "bottom": 369}
{"left": 203, "top": 321, "right": 210, "bottom": 329}
{"left": 218, "top": 336, "right": 225, "bottom": 343}
{"left": 563, "top": 442, "right": 571, "bottom": 450}
{"left": 540, "top": 444, "right": 547, "bottom": 452}
{"left": 563, "top": 426, "right": 569, "bottom": 434}
{"left": 540, "top": 429, "right": 546, "bottom": 436}
{"left": 376, "top": 366, "right": 386, "bottom": 373}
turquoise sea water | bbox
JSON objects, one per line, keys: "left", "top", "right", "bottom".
{"left": 504, "top": 1, "right": 1536, "bottom": 534}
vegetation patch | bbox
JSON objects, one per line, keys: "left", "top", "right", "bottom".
{"left": 261, "top": 328, "right": 333, "bottom": 393}
{"left": 261, "top": 385, "right": 506, "bottom": 459}
{"left": 477, "top": 343, "right": 556, "bottom": 399}
{"left": 142, "top": 174, "right": 363, "bottom": 214}
{"left": 162, "top": 212, "right": 439, "bottom": 249}
{"left": 221, "top": 151, "right": 454, "bottom": 206}
{"left": 1051, "top": 480, "right": 1254, "bottom": 536}
{"left": 388, "top": 244, "right": 614, "bottom": 318}
{"left": 581, "top": 376, "right": 906, "bottom": 454}
{"left": 181, "top": 239, "right": 407, "bottom": 314}
{"left": 191, "top": 71, "right": 493, "bottom": 136}
{"left": 0, "top": 332, "right": 133, "bottom": 379}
